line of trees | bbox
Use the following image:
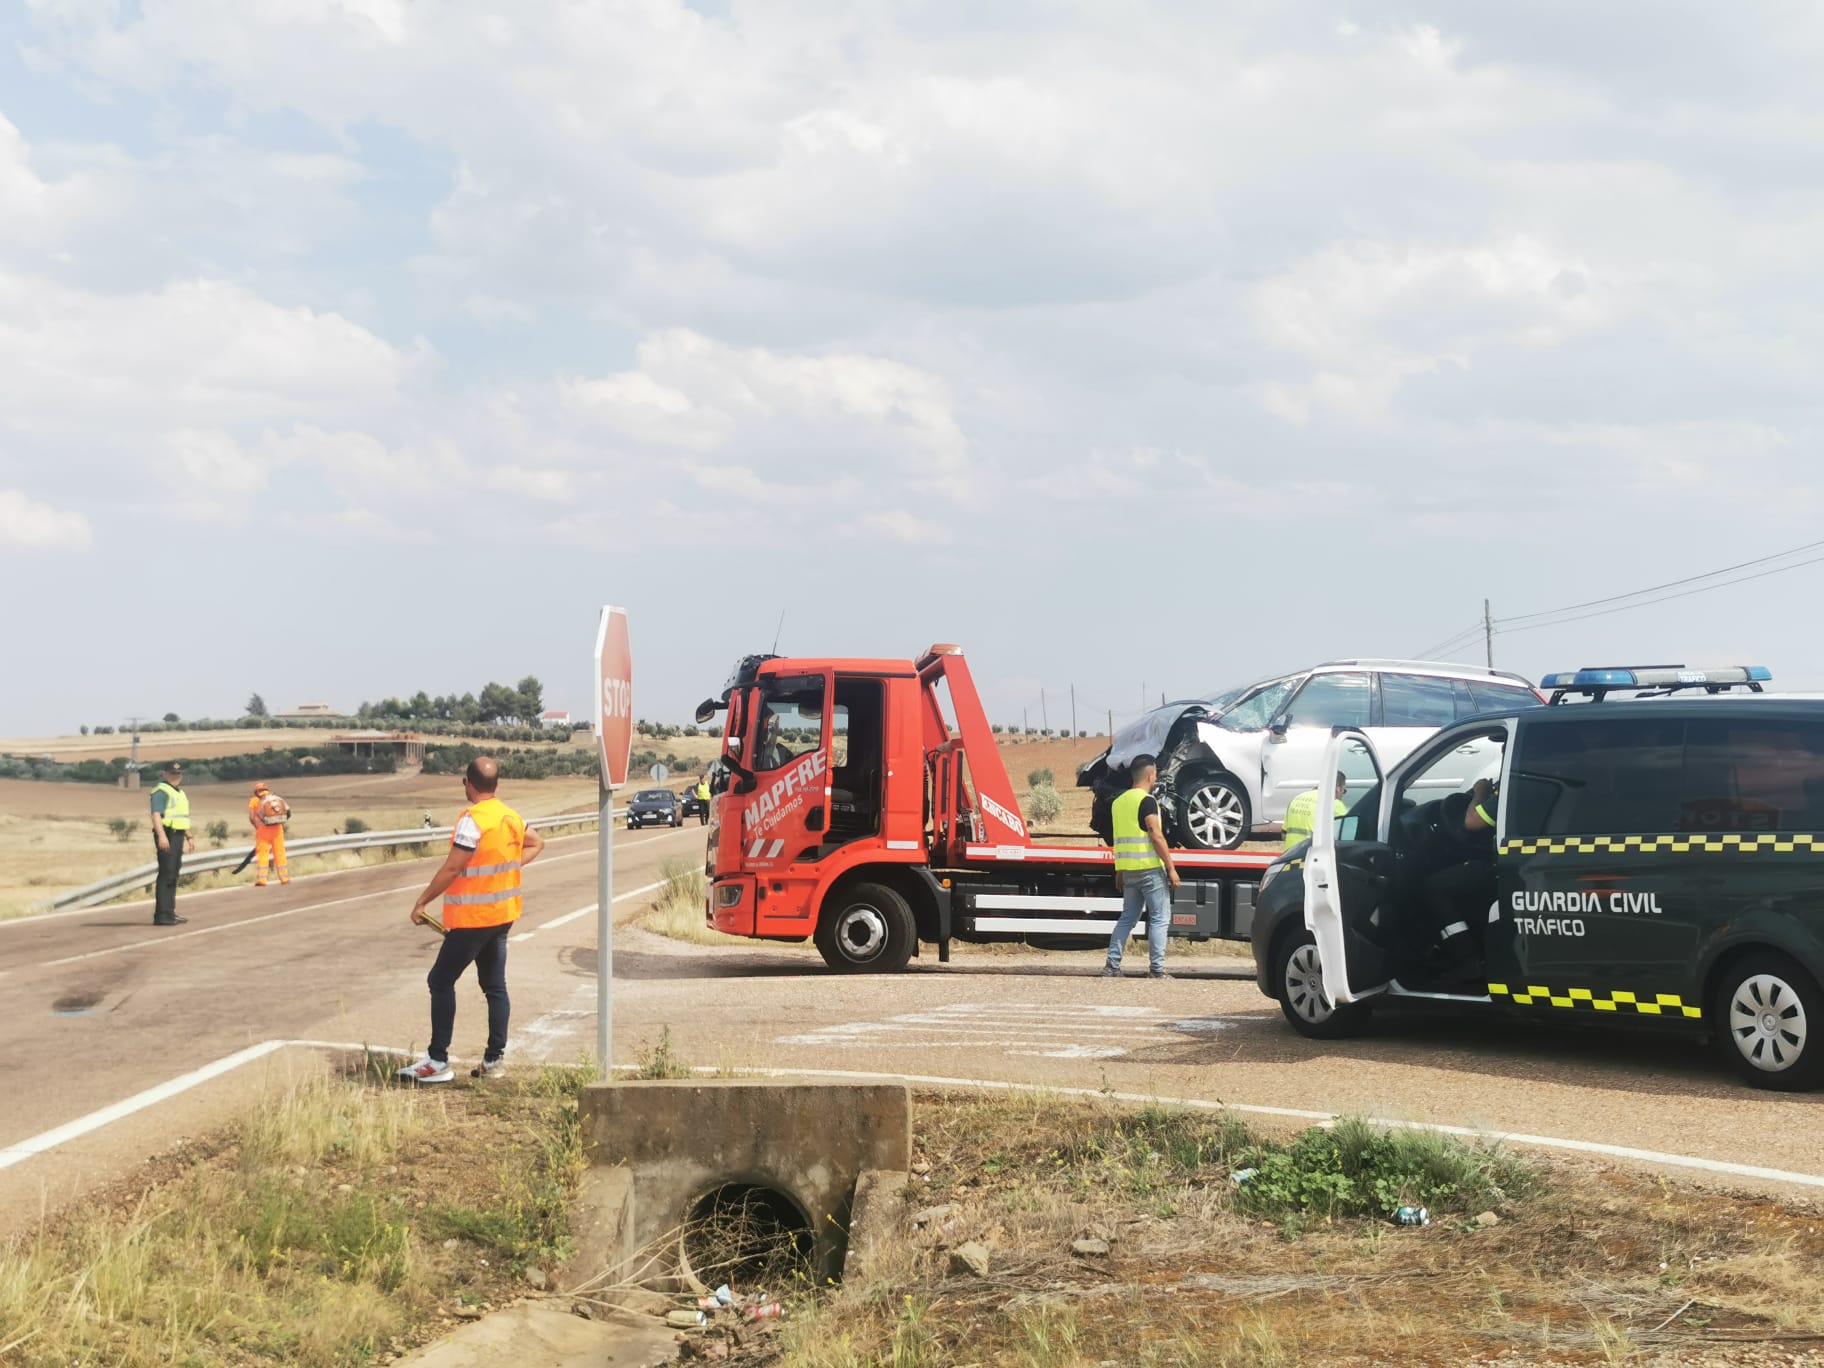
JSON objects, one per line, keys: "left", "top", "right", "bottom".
{"left": 0, "top": 747, "right": 396, "bottom": 786}
{"left": 356, "top": 676, "right": 549, "bottom": 728}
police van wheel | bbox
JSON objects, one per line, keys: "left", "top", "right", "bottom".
{"left": 1275, "top": 931, "right": 1370, "bottom": 1040}
{"left": 815, "top": 882, "right": 916, "bottom": 974}
{"left": 1177, "top": 773, "right": 1251, "bottom": 851}
{"left": 1714, "top": 953, "right": 1823, "bottom": 1091}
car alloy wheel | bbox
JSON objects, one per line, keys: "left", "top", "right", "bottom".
{"left": 1180, "top": 774, "right": 1250, "bottom": 850}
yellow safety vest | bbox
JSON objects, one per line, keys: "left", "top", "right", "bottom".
{"left": 1282, "top": 790, "right": 1346, "bottom": 850}
{"left": 696, "top": 780, "right": 710, "bottom": 801}
{"left": 443, "top": 797, "right": 527, "bottom": 930}
{"left": 152, "top": 781, "right": 191, "bottom": 830}
{"left": 1111, "top": 788, "right": 1163, "bottom": 872}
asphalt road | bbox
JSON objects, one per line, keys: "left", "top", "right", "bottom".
{"left": 3, "top": 828, "right": 1821, "bottom": 1227}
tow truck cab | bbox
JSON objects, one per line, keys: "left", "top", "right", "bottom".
{"left": 695, "top": 644, "right": 1273, "bottom": 973}
{"left": 1251, "top": 665, "right": 1824, "bottom": 1091}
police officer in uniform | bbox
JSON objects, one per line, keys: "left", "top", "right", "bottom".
{"left": 1417, "top": 777, "right": 1499, "bottom": 972}
{"left": 1283, "top": 773, "right": 1349, "bottom": 850}
{"left": 149, "top": 761, "right": 195, "bottom": 925}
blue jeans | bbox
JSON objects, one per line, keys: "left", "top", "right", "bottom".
{"left": 1107, "top": 867, "right": 1170, "bottom": 973}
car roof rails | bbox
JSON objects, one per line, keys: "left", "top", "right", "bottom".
{"left": 1540, "top": 665, "right": 1771, "bottom": 705}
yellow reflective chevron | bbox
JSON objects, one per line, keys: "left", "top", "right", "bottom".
{"left": 1488, "top": 982, "right": 1702, "bottom": 1019}
{"left": 1503, "top": 832, "right": 1824, "bottom": 856}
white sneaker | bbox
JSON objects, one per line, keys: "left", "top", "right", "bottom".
{"left": 398, "top": 1055, "right": 452, "bottom": 1084}
{"left": 470, "top": 1057, "right": 506, "bottom": 1079}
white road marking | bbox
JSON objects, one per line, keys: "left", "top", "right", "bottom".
{"left": 774, "top": 1003, "right": 1236, "bottom": 1058}
{"left": 662, "top": 1066, "right": 1824, "bottom": 1194}
{"left": 0, "top": 1038, "right": 411, "bottom": 1173}
{"left": 18, "top": 832, "right": 693, "bottom": 970}
{"left": 3, "top": 824, "right": 699, "bottom": 928}
{"left": 536, "top": 878, "right": 668, "bottom": 932}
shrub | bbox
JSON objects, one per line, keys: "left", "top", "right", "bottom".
{"left": 1025, "top": 783, "right": 1064, "bottom": 825}
{"left": 343, "top": 817, "right": 371, "bottom": 835}
{"left": 1027, "top": 767, "right": 1054, "bottom": 789}
{"left": 106, "top": 817, "right": 140, "bottom": 842}
{"left": 205, "top": 819, "right": 231, "bottom": 847}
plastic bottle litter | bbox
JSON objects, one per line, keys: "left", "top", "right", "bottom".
{"left": 715, "top": 1285, "right": 733, "bottom": 1306}
{"left": 666, "top": 1309, "right": 708, "bottom": 1328}
{"left": 1394, "top": 1205, "right": 1430, "bottom": 1227}
{"left": 747, "top": 1301, "right": 784, "bottom": 1322}
{"left": 1229, "top": 1168, "right": 1258, "bottom": 1187}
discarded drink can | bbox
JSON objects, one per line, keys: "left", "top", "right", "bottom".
{"left": 666, "top": 1309, "right": 707, "bottom": 1328}
{"left": 1394, "top": 1206, "right": 1430, "bottom": 1227}
{"left": 695, "top": 1296, "right": 721, "bottom": 1311}
{"left": 747, "top": 1301, "right": 784, "bottom": 1321}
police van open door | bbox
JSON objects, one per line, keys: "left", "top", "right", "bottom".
{"left": 1303, "top": 728, "right": 1392, "bottom": 1007}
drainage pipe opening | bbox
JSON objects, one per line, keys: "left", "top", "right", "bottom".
{"left": 679, "top": 1184, "right": 816, "bottom": 1291}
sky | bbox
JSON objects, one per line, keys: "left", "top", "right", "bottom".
{"left": 5, "top": 1, "right": 1824, "bottom": 737}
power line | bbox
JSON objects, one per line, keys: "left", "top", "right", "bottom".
{"left": 1495, "top": 536, "right": 1824, "bottom": 628}
{"left": 1415, "top": 622, "right": 1484, "bottom": 659}
{"left": 1497, "top": 550, "right": 1824, "bottom": 636}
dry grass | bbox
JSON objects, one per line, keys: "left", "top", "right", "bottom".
{"left": 633, "top": 857, "right": 758, "bottom": 949}
{"left": 0, "top": 1064, "right": 594, "bottom": 1368}
{"left": 749, "top": 1092, "right": 1824, "bottom": 1368}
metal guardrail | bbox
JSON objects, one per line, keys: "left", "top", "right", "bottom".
{"left": 39, "top": 810, "right": 607, "bottom": 914}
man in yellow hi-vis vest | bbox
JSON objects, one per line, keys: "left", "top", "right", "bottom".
{"left": 694, "top": 775, "right": 711, "bottom": 825}
{"left": 1103, "top": 754, "right": 1181, "bottom": 979}
{"left": 399, "top": 756, "right": 546, "bottom": 1083}
{"left": 1282, "top": 774, "right": 1349, "bottom": 850}
{"left": 149, "top": 761, "right": 195, "bottom": 926}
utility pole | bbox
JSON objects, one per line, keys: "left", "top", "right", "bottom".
{"left": 1107, "top": 708, "right": 1114, "bottom": 738}
{"left": 1023, "top": 706, "right": 1028, "bottom": 735}
{"left": 1040, "top": 688, "right": 1048, "bottom": 734}
{"left": 1484, "top": 598, "right": 1494, "bottom": 668}
{"left": 1070, "top": 684, "right": 1077, "bottom": 738}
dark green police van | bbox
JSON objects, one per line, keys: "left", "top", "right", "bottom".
{"left": 1249, "top": 666, "right": 1824, "bottom": 1090}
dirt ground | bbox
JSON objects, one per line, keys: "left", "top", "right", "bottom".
{"left": 0, "top": 771, "right": 603, "bottom": 917}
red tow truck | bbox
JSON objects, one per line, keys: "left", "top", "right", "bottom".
{"left": 695, "top": 644, "right": 1275, "bottom": 972}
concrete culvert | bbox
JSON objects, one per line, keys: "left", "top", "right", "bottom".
{"left": 679, "top": 1184, "right": 817, "bottom": 1292}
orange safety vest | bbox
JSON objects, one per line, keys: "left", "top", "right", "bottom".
{"left": 442, "top": 797, "right": 527, "bottom": 930}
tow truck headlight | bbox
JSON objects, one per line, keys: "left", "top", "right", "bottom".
{"left": 715, "top": 883, "right": 744, "bottom": 909}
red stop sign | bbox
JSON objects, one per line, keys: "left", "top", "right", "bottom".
{"left": 594, "top": 606, "right": 633, "bottom": 789}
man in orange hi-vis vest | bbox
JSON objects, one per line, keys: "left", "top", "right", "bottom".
{"left": 247, "top": 781, "right": 292, "bottom": 886}
{"left": 399, "top": 756, "right": 545, "bottom": 1083}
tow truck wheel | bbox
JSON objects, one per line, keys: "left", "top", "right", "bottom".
{"left": 1714, "top": 952, "right": 1823, "bottom": 1091}
{"left": 1275, "top": 930, "right": 1370, "bottom": 1040}
{"left": 1177, "top": 772, "right": 1251, "bottom": 851}
{"left": 815, "top": 882, "right": 916, "bottom": 974}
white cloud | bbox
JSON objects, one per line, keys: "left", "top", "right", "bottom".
{"left": 167, "top": 428, "right": 268, "bottom": 493}
{"left": 0, "top": 488, "right": 91, "bottom": 549}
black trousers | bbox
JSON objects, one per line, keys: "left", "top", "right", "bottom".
{"left": 1422, "top": 861, "right": 1495, "bottom": 949}
{"left": 153, "top": 833, "right": 186, "bottom": 920}
{"left": 427, "top": 924, "right": 511, "bottom": 1062}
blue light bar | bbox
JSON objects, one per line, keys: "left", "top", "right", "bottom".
{"left": 1541, "top": 665, "right": 1772, "bottom": 698}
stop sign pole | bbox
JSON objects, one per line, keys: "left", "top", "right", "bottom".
{"left": 593, "top": 606, "right": 633, "bottom": 1077}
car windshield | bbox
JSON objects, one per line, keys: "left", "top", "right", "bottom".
{"left": 1210, "top": 678, "right": 1296, "bottom": 732}
{"left": 635, "top": 790, "right": 670, "bottom": 801}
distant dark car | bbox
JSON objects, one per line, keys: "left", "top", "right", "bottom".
{"left": 626, "top": 789, "right": 682, "bottom": 828}
{"left": 680, "top": 787, "right": 708, "bottom": 819}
